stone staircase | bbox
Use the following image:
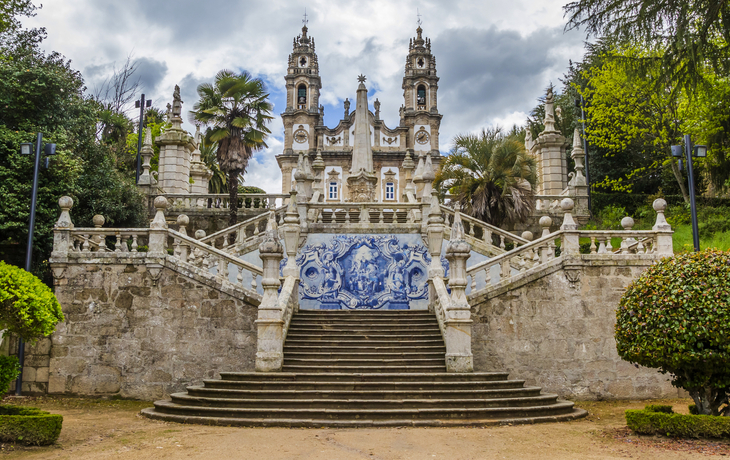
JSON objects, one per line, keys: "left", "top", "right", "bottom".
{"left": 141, "top": 310, "right": 587, "bottom": 427}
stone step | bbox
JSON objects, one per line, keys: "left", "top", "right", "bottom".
{"left": 148, "top": 399, "right": 579, "bottom": 421}
{"left": 282, "top": 358, "right": 445, "bottom": 366}
{"left": 282, "top": 365, "right": 447, "bottom": 373}
{"left": 289, "top": 318, "right": 439, "bottom": 325}
{"left": 185, "top": 386, "right": 544, "bottom": 400}
{"left": 284, "top": 340, "right": 446, "bottom": 348}
{"left": 285, "top": 333, "right": 443, "bottom": 340}
{"left": 202, "top": 379, "right": 529, "bottom": 391}
{"left": 218, "top": 371, "right": 511, "bottom": 383}
{"left": 141, "top": 408, "right": 588, "bottom": 428}
{"left": 295, "top": 311, "right": 435, "bottom": 318}
{"left": 286, "top": 328, "right": 442, "bottom": 335}
{"left": 283, "top": 351, "right": 446, "bottom": 359}
{"left": 288, "top": 324, "right": 441, "bottom": 331}
{"left": 283, "top": 346, "right": 447, "bottom": 354}
{"left": 168, "top": 393, "right": 560, "bottom": 409}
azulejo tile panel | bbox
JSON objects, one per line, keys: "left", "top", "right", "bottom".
{"left": 296, "top": 234, "right": 432, "bottom": 310}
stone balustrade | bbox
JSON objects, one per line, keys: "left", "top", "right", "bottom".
{"left": 160, "top": 193, "right": 290, "bottom": 212}
{"left": 306, "top": 202, "right": 422, "bottom": 225}
{"left": 440, "top": 205, "right": 529, "bottom": 255}
{"left": 200, "top": 207, "right": 288, "bottom": 253}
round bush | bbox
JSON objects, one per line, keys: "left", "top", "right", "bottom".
{"left": 0, "top": 405, "right": 63, "bottom": 445}
{"left": 616, "top": 249, "right": 730, "bottom": 416}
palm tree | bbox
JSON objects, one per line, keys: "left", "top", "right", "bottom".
{"left": 434, "top": 127, "right": 538, "bottom": 228}
{"left": 190, "top": 70, "right": 273, "bottom": 226}
{"left": 199, "top": 138, "right": 227, "bottom": 195}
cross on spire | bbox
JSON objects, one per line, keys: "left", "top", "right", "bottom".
{"left": 302, "top": 8, "right": 308, "bottom": 27}
{"left": 417, "top": 8, "right": 422, "bottom": 27}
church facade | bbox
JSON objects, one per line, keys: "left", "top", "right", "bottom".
{"left": 276, "top": 25, "right": 443, "bottom": 203}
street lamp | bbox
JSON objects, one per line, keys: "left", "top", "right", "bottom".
{"left": 575, "top": 95, "right": 591, "bottom": 213}
{"left": 135, "top": 94, "right": 152, "bottom": 184}
{"left": 16, "top": 133, "right": 57, "bottom": 395}
{"left": 671, "top": 135, "right": 707, "bottom": 252}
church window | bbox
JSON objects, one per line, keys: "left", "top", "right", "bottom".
{"left": 385, "top": 182, "right": 395, "bottom": 200}
{"left": 329, "top": 182, "right": 338, "bottom": 200}
{"left": 417, "top": 85, "right": 426, "bottom": 108}
{"left": 298, "top": 85, "right": 307, "bottom": 109}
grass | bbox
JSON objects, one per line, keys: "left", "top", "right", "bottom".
{"left": 672, "top": 224, "right": 730, "bottom": 253}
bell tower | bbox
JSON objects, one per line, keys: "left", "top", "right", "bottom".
{"left": 282, "top": 23, "right": 321, "bottom": 156}
{"left": 402, "top": 25, "right": 442, "bottom": 155}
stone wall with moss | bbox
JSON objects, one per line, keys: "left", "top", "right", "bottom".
{"left": 47, "top": 261, "right": 258, "bottom": 401}
{"left": 470, "top": 259, "right": 679, "bottom": 400}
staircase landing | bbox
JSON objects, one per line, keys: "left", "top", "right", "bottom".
{"left": 141, "top": 310, "right": 587, "bottom": 427}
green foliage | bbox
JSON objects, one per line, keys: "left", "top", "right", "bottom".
{"left": 0, "top": 405, "right": 62, "bottom": 445}
{"left": 0, "top": 0, "right": 37, "bottom": 38}
{"left": 0, "top": 261, "right": 63, "bottom": 341}
{"left": 0, "top": 355, "right": 20, "bottom": 393}
{"left": 435, "top": 127, "right": 538, "bottom": 227}
{"left": 191, "top": 69, "right": 274, "bottom": 226}
{"left": 564, "top": 0, "right": 730, "bottom": 95}
{"left": 597, "top": 205, "right": 626, "bottom": 230}
{"left": 626, "top": 405, "right": 730, "bottom": 438}
{"left": 616, "top": 249, "right": 730, "bottom": 416}
{"left": 644, "top": 404, "right": 674, "bottom": 414}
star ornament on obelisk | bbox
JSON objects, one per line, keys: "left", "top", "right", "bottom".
{"left": 357, "top": 74, "right": 366, "bottom": 83}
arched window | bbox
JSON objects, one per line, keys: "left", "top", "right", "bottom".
{"left": 297, "top": 84, "right": 307, "bottom": 109}
{"left": 416, "top": 85, "right": 426, "bottom": 109}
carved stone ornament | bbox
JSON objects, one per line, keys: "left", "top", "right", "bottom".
{"left": 383, "top": 137, "right": 397, "bottom": 145}
{"left": 564, "top": 268, "right": 581, "bottom": 288}
{"left": 147, "top": 264, "right": 164, "bottom": 286}
{"left": 327, "top": 136, "right": 341, "bottom": 145}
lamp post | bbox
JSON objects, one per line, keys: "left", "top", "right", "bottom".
{"left": 135, "top": 94, "right": 152, "bottom": 184}
{"left": 671, "top": 135, "right": 707, "bottom": 252}
{"left": 17, "top": 133, "right": 57, "bottom": 395}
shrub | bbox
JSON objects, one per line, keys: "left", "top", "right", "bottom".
{"left": 598, "top": 205, "right": 626, "bottom": 230}
{"left": 626, "top": 405, "right": 730, "bottom": 438}
{"left": 616, "top": 249, "right": 730, "bottom": 416}
{"left": 0, "top": 405, "right": 63, "bottom": 445}
{"left": 0, "top": 356, "right": 21, "bottom": 393}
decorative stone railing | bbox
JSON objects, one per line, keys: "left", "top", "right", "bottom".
{"left": 534, "top": 194, "right": 567, "bottom": 211}
{"left": 306, "top": 202, "right": 422, "bottom": 225}
{"left": 160, "top": 193, "right": 289, "bottom": 212}
{"left": 50, "top": 196, "right": 263, "bottom": 302}
{"left": 440, "top": 205, "right": 529, "bottom": 256}
{"left": 466, "top": 198, "right": 674, "bottom": 298}
{"left": 200, "top": 206, "right": 288, "bottom": 254}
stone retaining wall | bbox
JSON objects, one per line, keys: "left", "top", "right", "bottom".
{"left": 470, "top": 259, "right": 678, "bottom": 400}
{"left": 47, "top": 261, "right": 258, "bottom": 401}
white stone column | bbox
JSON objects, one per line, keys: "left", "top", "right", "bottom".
{"left": 652, "top": 198, "right": 674, "bottom": 255}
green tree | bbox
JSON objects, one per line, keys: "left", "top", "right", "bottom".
{"left": 564, "top": 0, "right": 730, "bottom": 94}
{"left": 434, "top": 127, "right": 537, "bottom": 228}
{"left": 616, "top": 249, "right": 730, "bottom": 416}
{"left": 190, "top": 70, "right": 273, "bottom": 226}
{"left": 0, "top": 0, "right": 37, "bottom": 37}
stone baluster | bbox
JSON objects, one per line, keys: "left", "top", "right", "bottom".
{"left": 131, "top": 234, "right": 139, "bottom": 253}
{"left": 589, "top": 237, "right": 597, "bottom": 254}
{"left": 500, "top": 258, "right": 510, "bottom": 281}
{"left": 379, "top": 208, "right": 384, "bottom": 224}
{"left": 521, "top": 231, "right": 534, "bottom": 263}
{"left": 114, "top": 233, "right": 122, "bottom": 252}
{"left": 177, "top": 215, "right": 189, "bottom": 263}
{"left": 443, "top": 204, "right": 473, "bottom": 372}
{"left": 499, "top": 235, "right": 505, "bottom": 250}
{"left": 560, "top": 198, "right": 580, "bottom": 256}
{"left": 426, "top": 191, "right": 445, "bottom": 278}
{"left": 148, "top": 196, "right": 169, "bottom": 259}
{"left": 281, "top": 191, "right": 301, "bottom": 278}
{"left": 92, "top": 214, "right": 105, "bottom": 251}
{"left": 620, "top": 216, "right": 635, "bottom": 254}
{"left": 256, "top": 212, "right": 286, "bottom": 372}
{"left": 539, "top": 216, "right": 552, "bottom": 263}
{"left": 218, "top": 256, "right": 229, "bottom": 281}
{"left": 652, "top": 198, "right": 673, "bottom": 255}
{"left": 360, "top": 205, "right": 370, "bottom": 224}
{"left": 597, "top": 237, "right": 607, "bottom": 254}
{"left": 606, "top": 237, "right": 613, "bottom": 252}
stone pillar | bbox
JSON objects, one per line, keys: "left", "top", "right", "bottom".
{"left": 652, "top": 198, "right": 674, "bottom": 255}
{"left": 294, "top": 152, "right": 314, "bottom": 200}
{"left": 157, "top": 85, "right": 193, "bottom": 194}
{"left": 443, "top": 205, "right": 474, "bottom": 372}
{"left": 138, "top": 129, "right": 157, "bottom": 186}
{"left": 568, "top": 128, "right": 589, "bottom": 215}
{"left": 559, "top": 198, "right": 580, "bottom": 256}
{"left": 426, "top": 191, "right": 444, "bottom": 277}
{"left": 421, "top": 152, "right": 435, "bottom": 200}
{"left": 534, "top": 88, "right": 568, "bottom": 195}
{"left": 312, "top": 149, "right": 325, "bottom": 195}
{"left": 401, "top": 149, "right": 415, "bottom": 199}
{"left": 412, "top": 152, "right": 426, "bottom": 198}
{"left": 50, "top": 196, "right": 74, "bottom": 262}
{"left": 256, "top": 212, "right": 286, "bottom": 372}
{"left": 148, "top": 196, "right": 169, "bottom": 258}
{"left": 280, "top": 191, "right": 301, "bottom": 278}
{"left": 189, "top": 126, "right": 212, "bottom": 195}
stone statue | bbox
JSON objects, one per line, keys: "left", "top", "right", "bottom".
{"left": 319, "top": 104, "right": 324, "bottom": 116}
{"left": 172, "top": 84, "right": 183, "bottom": 118}
{"left": 525, "top": 128, "right": 534, "bottom": 151}
{"left": 374, "top": 98, "right": 381, "bottom": 120}
{"left": 344, "top": 98, "right": 350, "bottom": 118}
{"left": 165, "top": 103, "right": 172, "bottom": 122}
{"left": 399, "top": 105, "right": 405, "bottom": 118}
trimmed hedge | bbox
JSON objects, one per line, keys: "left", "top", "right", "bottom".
{"left": 591, "top": 192, "right": 730, "bottom": 216}
{"left": 0, "top": 405, "right": 63, "bottom": 445}
{"left": 626, "top": 405, "right": 730, "bottom": 438}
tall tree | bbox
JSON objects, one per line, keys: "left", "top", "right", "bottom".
{"left": 435, "top": 128, "right": 537, "bottom": 228}
{"left": 190, "top": 70, "right": 273, "bottom": 226}
{"left": 564, "top": 0, "right": 730, "bottom": 94}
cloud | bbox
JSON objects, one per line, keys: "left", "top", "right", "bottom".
{"left": 135, "top": 57, "right": 168, "bottom": 94}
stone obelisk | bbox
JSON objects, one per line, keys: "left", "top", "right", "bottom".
{"left": 347, "top": 75, "right": 378, "bottom": 202}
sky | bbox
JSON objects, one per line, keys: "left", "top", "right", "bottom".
{"left": 24, "top": 0, "right": 587, "bottom": 194}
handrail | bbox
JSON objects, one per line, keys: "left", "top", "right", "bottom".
{"left": 200, "top": 206, "right": 286, "bottom": 245}
{"left": 440, "top": 205, "right": 529, "bottom": 246}
{"left": 466, "top": 230, "right": 563, "bottom": 275}
{"left": 169, "top": 229, "right": 263, "bottom": 276}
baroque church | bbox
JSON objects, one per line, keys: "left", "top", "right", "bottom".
{"left": 276, "top": 24, "right": 443, "bottom": 203}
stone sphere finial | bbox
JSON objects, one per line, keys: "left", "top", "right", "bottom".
{"left": 560, "top": 198, "right": 574, "bottom": 212}
{"left": 153, "top": 196, "right": 168, "bottom": 210}
{"left": 453, "top": 202, "right": 461, "bottom": 212}
{"left": 176, "top": 214, "right": 189, "bottom": 227}
{"left": 194, "top": 229, "right": 206, "bottom": 239}
{"left": 521, "top": 231, "right": 534, "bottom": 241}
{"left": 59, "top": 196, "right": 73, "bottom": 211}
{"left": 621, "top": 216, "right": 635, "bottom": 230}
{"left": 652, "top": 198, "right": 667, "bottom": 212}
{"left": 92, "top": 215, "right": 105, "bottom": 228}
{"left": 539, "top": 216, "right": 552, "bottom": 228}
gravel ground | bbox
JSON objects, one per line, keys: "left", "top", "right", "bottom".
{"left": 1, "top": 396, "right": 728, "bottom": 459}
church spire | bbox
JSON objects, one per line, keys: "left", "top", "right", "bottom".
{"left": 351, "top": 75, "right": 373, "bottom": 174}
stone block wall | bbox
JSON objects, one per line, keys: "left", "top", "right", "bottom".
{"left": 470, "top": 260, "right": 678, "bottom": 400}
{"left": 48, "top": 262, "right": 258, "bottom": 401}
{"left": 7, "top": 336, "right": 52, "bottom": 394}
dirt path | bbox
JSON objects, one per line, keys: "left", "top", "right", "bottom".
{"left": 2, "top": 397, "right": 728, "bottom": 459}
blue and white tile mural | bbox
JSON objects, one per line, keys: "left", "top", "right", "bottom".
{"left": 296, "top": 234, "right": 433, "bottom": 310}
